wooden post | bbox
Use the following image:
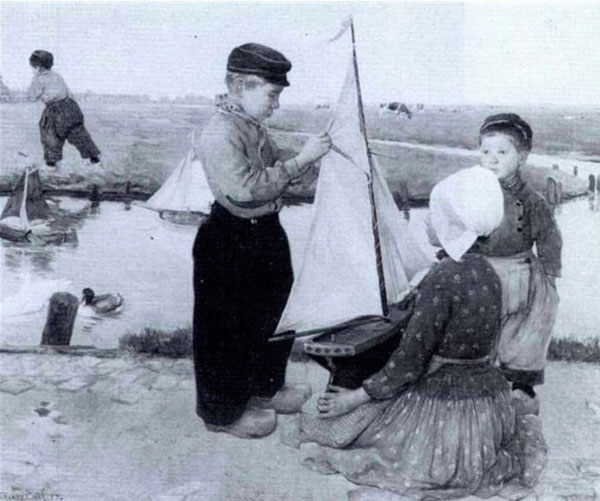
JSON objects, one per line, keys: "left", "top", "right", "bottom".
{"left": 546, "top": 177, "right": 558, "bottom": 207}
{"left": 557, "top": 182, "right": 563, "bottom": 205}
{"left": 41, "top": 292, "right": 79, "bottom": 346}
{"left": 589, "top": 174, "right": 596, "bottom": 193}
{"left": 573, "top": 165, "right": 578, "bottom": 177}
{"left": 90, "top": 184, "right": 101, "bottom": 209}
{"left": 399, "top": 182, "right": 410, "bottom": 221}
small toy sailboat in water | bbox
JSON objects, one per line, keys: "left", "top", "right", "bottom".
{"left": 270, "top": 18, "right": 432, "bottom": 386}
{"left": 137, "top": 132, "right": 214, "bottom": 225}
{"left": 0, "top": 166, "right": 77, "bottom": 245}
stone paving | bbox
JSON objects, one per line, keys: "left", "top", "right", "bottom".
{"left": 0, "top": 351, "right": 599, "bottom": 501}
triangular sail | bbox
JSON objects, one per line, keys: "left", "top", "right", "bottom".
{"left": 275, "top": 54, "right": 431, "bottom": 336}
{"left": 1, "top": 168, "right": 48, "bottom": 224}
{"left": 145, "top": 145, "right": 214, "bottom": 214}
{"left": 1, "top": 169, "right": 52, "bottom": 231}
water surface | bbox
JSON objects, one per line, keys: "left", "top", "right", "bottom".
{"left": 1, "top": 196, "right": 598, "bottom": 347}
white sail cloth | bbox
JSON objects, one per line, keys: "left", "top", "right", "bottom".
{"left": 146, "top": 145, "right": 213, "bottom": 214}
{"left": 275, "top": 61, "right": 432, "bottom": 335}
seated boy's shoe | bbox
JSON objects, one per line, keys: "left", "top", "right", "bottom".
{"left": 251, "top": 383, "right": 312, "bottom": 414}
{"left": 512, "top": 389, "right": 540, "bottom": 416}
{"left": 204, "top": 408, "right": 276, "bottom": 439}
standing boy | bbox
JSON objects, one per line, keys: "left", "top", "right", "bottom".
{"left": 478, "top": 113, "right": 562, "bottom": 414}
{"left": 27, "top": 50, "right": 101, "bottom": 169}
{"left": 192, "top": 43, "right": 331, "bottom": 438}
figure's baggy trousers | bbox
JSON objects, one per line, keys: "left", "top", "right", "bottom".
{"left": 39, "top": 98, "right": 101, "bottom": 164}
{"left": 192, "top": 202, "right": 294, "bottom": 426}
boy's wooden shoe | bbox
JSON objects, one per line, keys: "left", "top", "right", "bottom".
{"left": 205, "top": 408, "right": 276, "bottom": 439}
{"left": 251, "top": 383, "right": 312, "bottom": 414}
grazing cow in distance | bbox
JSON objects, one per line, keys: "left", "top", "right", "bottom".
{"left": 379, "top": 102, "right": 412, "bottom": 119}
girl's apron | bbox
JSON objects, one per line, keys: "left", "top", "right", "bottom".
{"left": 486, "top": 250, "right": 559, "bottom": 373}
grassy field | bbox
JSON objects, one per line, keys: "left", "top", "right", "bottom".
{"left": 0, "top": 101, "right": 593, "bottom": 202}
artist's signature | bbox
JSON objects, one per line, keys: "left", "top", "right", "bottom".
{"left": 0, "top": 492, "right": 63, "bottom": 501}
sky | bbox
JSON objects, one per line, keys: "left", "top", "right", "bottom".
{"left": 1, "top": 1, "right": 600, "bottom": 105}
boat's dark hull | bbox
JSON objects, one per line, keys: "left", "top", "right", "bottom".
{"left": 0, "top": 223, "right": 77, "bottom": 245}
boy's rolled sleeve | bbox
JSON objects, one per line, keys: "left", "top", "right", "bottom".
{"left": 27, "top": 76, "right": 43, "bottom": 102}
{"left": 198, "top": 124, "right": 291, "bottom": 203}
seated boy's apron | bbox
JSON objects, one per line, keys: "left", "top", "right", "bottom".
{"left": 486, "top": 250, "right": 558, "bottom": 384}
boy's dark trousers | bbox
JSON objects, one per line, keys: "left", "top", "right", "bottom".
{"left": 39, "top": 98, "right": 100, "bottom": 164}
{"left": 192, "top": 203, "right": 294, "bottom": 426}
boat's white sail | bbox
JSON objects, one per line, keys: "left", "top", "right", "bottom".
{"left": 275, "top": 56, "right": 431, "bottom": 336}
{"left": 145, "top": 140, "right": 214, "bottom": 214}
{"left": 1, "top": 168, "right": 31, "bottom": 231}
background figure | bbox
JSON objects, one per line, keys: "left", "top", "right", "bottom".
{"left": 27, "top": 50, "right": 101, "bottom": 168}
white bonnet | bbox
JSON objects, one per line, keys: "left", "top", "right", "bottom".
{"left": 429, "top": 166, "right": 504, "bottom": 261}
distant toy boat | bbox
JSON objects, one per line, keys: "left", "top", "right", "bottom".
{"left": 0, "top": 167, "right": 77, "bottom": 245}
{"left": 137, "top": 134, "right": 214, "bottom": 225}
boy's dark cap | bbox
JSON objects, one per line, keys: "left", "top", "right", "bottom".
{"left": 480, "top": 113, "right": 533, "bottom": 151}
{"left": 30, "top": 50, "right": 54, "bottom": 69}
{"left": 227, "top": 43, "right": 291, "bottom": 87}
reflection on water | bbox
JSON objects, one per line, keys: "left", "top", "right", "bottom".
{"left": 1, "top": 195, "right": 599, "bottom": 347}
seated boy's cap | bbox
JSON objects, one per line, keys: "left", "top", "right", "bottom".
{"left": 227, "top": 43, "right": 292, "bottom": 87}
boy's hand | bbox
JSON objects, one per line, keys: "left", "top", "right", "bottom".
{"left": 297, "top": 132, "right": 331, "bottom": 167}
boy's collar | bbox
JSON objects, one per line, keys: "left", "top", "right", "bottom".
{"left": 215, "top": 94, "right": 263, "bottom": 128}
{"left": 500, "top": 171, "right": 525, "bottom": 192}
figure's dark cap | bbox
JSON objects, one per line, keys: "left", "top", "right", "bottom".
{"left": 227, "top": 43, "right": 291, "bottom": 87}
{"left": 480, "top": 113, "right": 533, "bottom": 151}
{"left": 29, "top": 50, "right": 54, "bottom": 69}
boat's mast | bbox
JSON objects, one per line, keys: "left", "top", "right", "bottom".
{"left": 350, "top": 18, "right": 388, "bottom": 317}
{"left": 19, "top": 169, "right": 30, "bottom": 231}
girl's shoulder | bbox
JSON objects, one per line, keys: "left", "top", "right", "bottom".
{"left": 425, "top": 254, "right": 495, "bottom": 286}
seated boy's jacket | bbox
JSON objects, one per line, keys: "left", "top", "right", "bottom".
{"left": 27, "top": 70, "right": 74, "bottom": 104}
{"left": 195, "top": 105, "right": 305, "bottom": 219}
{"left": 478, "top": 173, "right": 562, "bottom": 277}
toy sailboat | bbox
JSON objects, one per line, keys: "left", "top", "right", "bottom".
{"left": 0, "top": 167, "right": 76, "bottom": 245}
{"left": 271, "top": 19, "right": 431, "bottom": 379}
{"left": 138, "top": 133, "right": 214, "bottom": 225}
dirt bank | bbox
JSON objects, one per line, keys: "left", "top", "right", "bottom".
{"left": 1, "top": 350, "right": 599, "bottom": 501}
